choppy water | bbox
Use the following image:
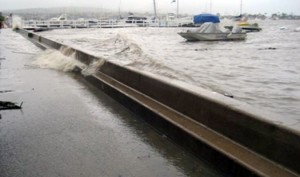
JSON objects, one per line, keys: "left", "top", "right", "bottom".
{"left": 39, "top": 20, "right": 300, "bottom": 129}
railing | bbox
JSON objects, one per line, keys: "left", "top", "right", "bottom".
{"left": 22, "top": 18, "right": 193, "bottom": 29}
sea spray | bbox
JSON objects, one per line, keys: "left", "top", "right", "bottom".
{"left": 32, "top": 47, "right": 106, "bottom": 76}
{"left": 12, "top": 16, "right": 23, "bottom": 30}
{"left": 81, "top": 59, "right": 105, "bottom": 76}
{"left": 114, "top": 33, "right": 143, "bottom": 57}
{"left": 32, "top": 49, "right": 85, "bottom": 72}
{"left": 59, "top": 46, "right": 106, "bottom": 76}
{"left": 60, "top": 46, "right": 76, "bottom": 57}
{"left": 113, "top": 33, "right": 195, "bottom": 83}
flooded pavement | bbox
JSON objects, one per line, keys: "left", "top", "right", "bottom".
{"left": 0, "top": 29, "right": 224, "bottom": 176}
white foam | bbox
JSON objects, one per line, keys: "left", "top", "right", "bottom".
{"left": 12, "top": 16, "right": 23, "bottom": 30}
{"left": 32, "top": 49, "right": 84, "bottom": 72}
{"left": 112, "top": 33, "right": 194, "bottom": 83}
{"left": 81, "top": 59, "right": 105, "bottom": 76}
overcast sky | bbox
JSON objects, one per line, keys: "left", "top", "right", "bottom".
{"left": 1, "top": 0, "right": 300, "bottom": 15}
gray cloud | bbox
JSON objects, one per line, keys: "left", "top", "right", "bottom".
{"left": 1, "top": 0, "right": 299, "bottom": 15}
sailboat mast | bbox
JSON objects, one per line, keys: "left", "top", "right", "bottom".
{"left": 240, "top": 0, "right": 243, "bottom": 15}
{"left": 153, "top": 0, "right": 157, "bottom": 19}
{"left": 119, "top": 0, "right": 121, "bottom": 19}
{"left": 176, "top": 0, "right": 179, "bottom": 18}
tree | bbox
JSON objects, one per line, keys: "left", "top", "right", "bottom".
{"left": 0, "top": 14, "right": 5, "bottom": 22}
{"left": 0, "top": 13, "right": 4, "bottom": 29}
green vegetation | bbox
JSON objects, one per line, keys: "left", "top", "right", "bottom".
{"left": 0, "top": 15, "right": 4, "bottom": 22}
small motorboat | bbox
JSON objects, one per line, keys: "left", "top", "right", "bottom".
{"left": 125, "top": 15, "right": 147, "bottom": 24}
{"left": 238, "top": 22, "right": 262, "bottom": 32}
{"left": 225, "top": 22, "right": 262, "bottom": 33}
{"left": 33, "top": 27, "right": 53, "bottom": 32}
{"left": 178, "top": 22, "right": 246, "bottom": 41}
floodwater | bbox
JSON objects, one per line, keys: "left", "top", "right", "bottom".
{"left": 40, "top": 20, "right": 300, "bottom": 130}
{"left": 0, "top": 29, "right": 223, "bottom": 176}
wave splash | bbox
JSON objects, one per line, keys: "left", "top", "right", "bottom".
{"left": 31, "top": 33, "right": 194, "bottom": 82}
{"left": 81, "top": 59, "right": 105, "bottom": 76}
{"left": 110, "top": 33, "right": 194, "bottom": 83}
{"left": 32, "top": 46, "right": 106, "bottom": 76}
{"left": 31, "top": 47, "right": 84, "bottom": 72}
{"left": 12, "top": 16, "right": 23, "bottom": 30}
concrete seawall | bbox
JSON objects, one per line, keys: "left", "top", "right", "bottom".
{"left": 18, "top": 29, "right": 300, "bottom": 177}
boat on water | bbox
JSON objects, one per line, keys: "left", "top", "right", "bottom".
{"left": 178, "top": 14, "right": 246, "bottom": 41}
{"left": 225, "top": 22, "right": 262, "bottom": 33}
{"left": 228, "top": 0, "right": 262, "bottom": 32}
{"left": 49, "top": 13, "right": 68, "bottom": 21}
{"left": 238, "top": 22, "right": 262, "bottom": 32}
{"left": 33, "top": 27, "right": 53, "bottom": 32}
{"left": 125, "top": 15, "right": 147, "bottom": 24}
{"left": 178, "top": 23, "right": 246, "bottom": 41}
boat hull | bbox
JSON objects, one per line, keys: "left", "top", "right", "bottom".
{"left": 241, "top": 26, "right": 262, "bottom": 32}
{"left": 178, "top": 32, "right": 246, "bottom": 41}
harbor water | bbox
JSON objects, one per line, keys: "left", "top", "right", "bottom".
{"left": 39, "top": 19, "right": 300, "bottom": 130}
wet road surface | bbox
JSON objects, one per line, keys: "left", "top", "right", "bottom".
{"left": 0, "top": 29, "right": 223, "bottom": 176}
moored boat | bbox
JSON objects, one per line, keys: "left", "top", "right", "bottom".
{"left": 238, "top": 22, "right": 262, "bottom": 32}
{"left": 125, "top": 15, "right": 147, "bottom": 24}
{"left": 294, "top": 27, "right": 300, "bottom": 32}
{"left": 178, "top": 21, "right": 246, "bottom": 41}
{"left": 178, "top": 31, "right": 246, "bottom": 41}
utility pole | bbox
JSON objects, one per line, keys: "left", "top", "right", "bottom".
{"left": 210, "top": 0, "right": 212, "bottom": 13}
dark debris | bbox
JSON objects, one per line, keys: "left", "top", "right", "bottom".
{"left": 0, "top": 101, "right": 23, "bottom": 110}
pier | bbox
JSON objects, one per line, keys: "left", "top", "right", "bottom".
{"left": 21, "top": 18, "right": 194, "bottom": 30}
